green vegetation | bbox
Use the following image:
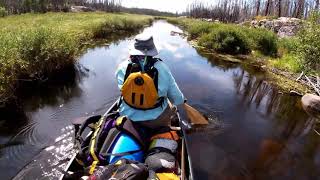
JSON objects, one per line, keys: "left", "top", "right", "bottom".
{"left": 0, "top": 12, "right": 152, "bottom": 103}
{"left": 169, "top": 16, "right": 319, "bottom": 75}
{"left": 198, "top": 27, "right": 250, "bottom": 55}
{"left": 0, "top": 6, "right": 6, "bottom": 17}
{"left": 296, "top": 12, "right": 320, "bottom": 71}
{"left": 270, "top": 54, "right": 302, "bottom": 73}
{"left": 245, "top": 28, "right": 278, "bottom": 56}
{"left": 168, "top": 18, "right": 278, "bottom": 56}
{"left": 269, "top": 37, "right": 301, "bottom": 72}
{"left": 270, "top": 12, "right": 320, "bottom": 73}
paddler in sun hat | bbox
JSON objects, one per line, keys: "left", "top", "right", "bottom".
{"left": 115, "top": 33, "right": 185, "bottom": 129}
{"left": 115, "top": 34, "right": 188, "bottom": 179}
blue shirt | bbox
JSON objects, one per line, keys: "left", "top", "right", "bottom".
{"left": 115, "top": 58, "right": 184, "bottom": 121}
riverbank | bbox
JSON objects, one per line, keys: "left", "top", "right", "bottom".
{"left": 168, "top": 17, "right": 318, "bottom": 94}
{"left": 0, "top": 12, "right": 153, "bottom": 109}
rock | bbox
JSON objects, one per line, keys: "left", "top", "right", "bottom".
{"left": 249, "top": 17, "right": 302, "bottom": 38}
{"left": 70, "top": 6, "right": 94, "bottom": 12}
{"left": 301, "top": 94, "right": 320, "bottom": 119}
{"left": 201, "top": 18, "right": 213, "bottom": 22}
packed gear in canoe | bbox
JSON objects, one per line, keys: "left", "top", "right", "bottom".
{"left": 61, "top": 100, "right": 193, "bottom": 180}
{"left": 74, "top": 115, "right": 146, "bottom": 171}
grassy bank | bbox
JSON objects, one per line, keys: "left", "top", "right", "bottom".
{"left": 168, "top": 18, "right": 278, "bottom": 57}
{"left": 0, "top": 12, "right": 153, "bottom": 105}
{"left": 168, "top": 17, "right": 319, "bottom": 93}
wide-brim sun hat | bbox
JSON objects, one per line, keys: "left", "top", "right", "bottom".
{"left": 129, "top": 34, "right": 158, "bottom": 56}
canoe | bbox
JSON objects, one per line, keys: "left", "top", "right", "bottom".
{"left": 59, "top": 99, "right": 194, "bottom": 180}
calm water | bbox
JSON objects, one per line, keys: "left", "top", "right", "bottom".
{"left": 1, "top": 21, "right": 319, "bottom": 180}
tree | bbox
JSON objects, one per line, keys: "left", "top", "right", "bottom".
{"left": 265, "top": 0, "right": 272, "bottom": 16}
{"left": 296, "top": 0, "right": 305, "bottom": 18}
{"left": 278, "top": 0, "right": 282, "bottom": 17}
{"left": 256, "top": 0, "right": 261, "bottom": 16}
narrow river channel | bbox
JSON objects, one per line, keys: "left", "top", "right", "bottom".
{"left": 1, "top": 20, "right": 319, "bottom": 180}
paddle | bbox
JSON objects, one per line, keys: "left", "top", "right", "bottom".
{"left": 183, "top": 103, "right": 209, "bottom": 125}
{"left": 71, "top": 116, "right": 90, "bottom": 125}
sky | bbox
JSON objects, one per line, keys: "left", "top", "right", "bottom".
{"left": 121, "top": 0, "right": 216, "bottom": 13}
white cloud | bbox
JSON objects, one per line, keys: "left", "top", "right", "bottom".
{"left": 122, "top": 0, "right": 217, "bottom": 13}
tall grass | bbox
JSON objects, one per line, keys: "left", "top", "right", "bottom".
{"left": 0, "top": 12, "right": 152, "bottom": 103}
{"left": 168, "top": 18, "right": 278, "bottom": 56}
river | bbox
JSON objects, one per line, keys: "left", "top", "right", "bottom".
{"left": 1, "top": 20, "right": 319, "bottom": 180}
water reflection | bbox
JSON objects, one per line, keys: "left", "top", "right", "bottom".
{"left": 187, "top": 55, "right": 318, "bottom": 179}
{"left": 13, "top": 125, "right": 76, "bottom": 180}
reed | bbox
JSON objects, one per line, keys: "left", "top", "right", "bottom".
{"left": 0, "top": 12, "right": 153, "bottom": 104}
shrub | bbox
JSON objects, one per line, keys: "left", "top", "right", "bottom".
{"left": 296, "top": 12, "right": 320, "bottom": 71}
{"left": 188, "top": 22, "right": 216, "bottom": 39}
{"left": 198, "top": 26, "right": 251, "bottom": 55}
{"left": 0, "top": 7, "right": 7, "bottom": 17}
{"left": 246, "top": 28, "right": 278, "bottom": 56}
{"left": 278, "top": 37, "right": 299, "bottom": 53}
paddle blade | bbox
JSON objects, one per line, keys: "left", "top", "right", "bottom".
{"left": 184, "top": 103, "right": 209, "bottom": 125}
{"left": 71, "top": 116, "right": 89, "bottom": 125}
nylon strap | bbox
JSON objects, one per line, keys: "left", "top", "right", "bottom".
{"left": 89, "top": 160, "right": 98, "bottom": 175}
{"left": 89, "top": 116, "right": 105, "bottom": 172}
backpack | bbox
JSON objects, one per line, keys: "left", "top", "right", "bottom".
{"left": 121, "top": 56, "right": 165, "bottom": 110}
{"left": 74, "top": 114, "right": 146, "bottom": 175}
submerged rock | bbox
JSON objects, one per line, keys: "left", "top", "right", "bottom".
{"left": 301, "top": 94, "right": 320, "bottom": 119}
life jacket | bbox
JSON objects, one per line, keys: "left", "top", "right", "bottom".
{"left": 121, "top": 56, "right": 165, "bottom": 110}
{"left": 74, "top": 114, "right": 146, "bottom": 175}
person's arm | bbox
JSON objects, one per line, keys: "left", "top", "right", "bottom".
{"left": 115, "top": 61, "right": 127, "bottom": 90}
{"left": 160, "top": 63, "right": 192, "bottom": 127}
{"left": 162, "top": 63, "right": 185, "bottom": 106}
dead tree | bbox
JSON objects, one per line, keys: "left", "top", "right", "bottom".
{"left": 296, "top": 0, "right": 305, "bottom": 18}
{"left": 265, "top": 0, "right": 272, "bottom": 16}
{"left": 278, "top": 0, "right": 282, "bottom": 17}
{"left": 256, "top": 0, "right": 261, "bottom": 16}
